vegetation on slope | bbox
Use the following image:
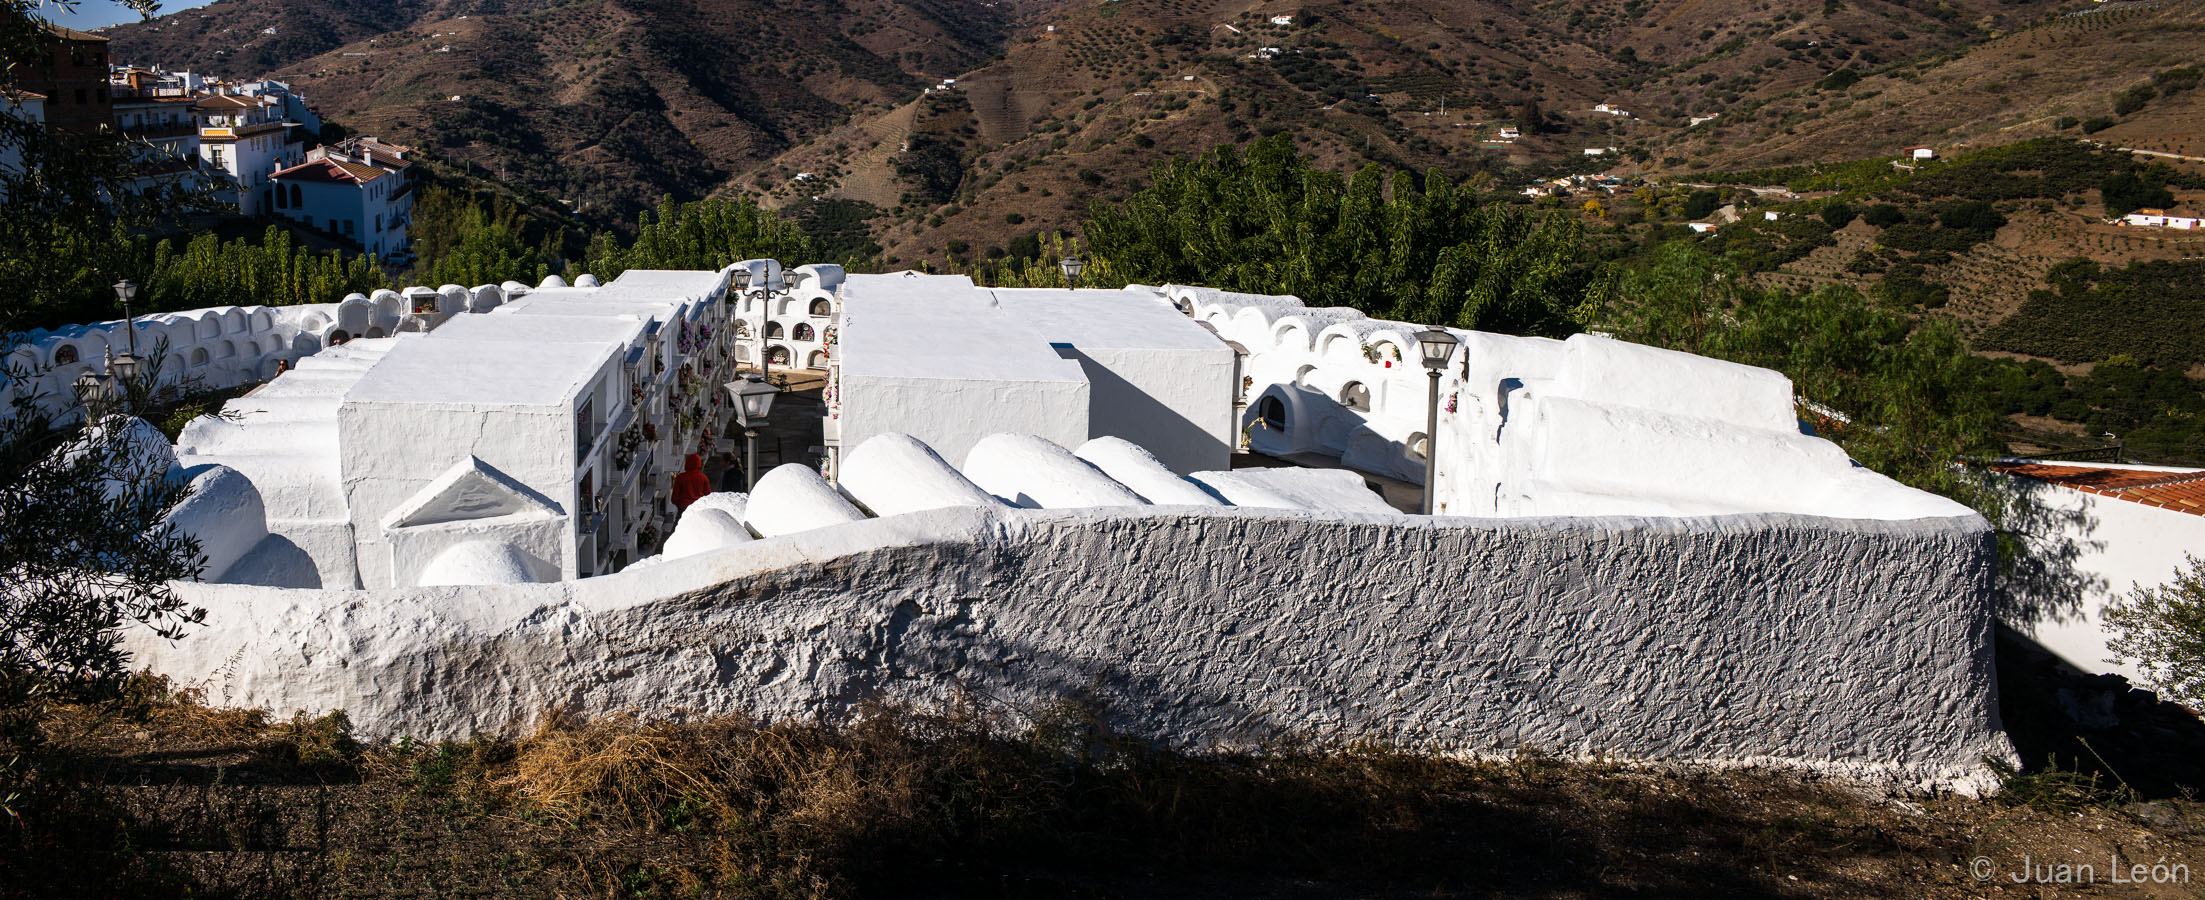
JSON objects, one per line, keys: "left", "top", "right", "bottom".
{"left": 1083, "top": 135, "right": 1606, "bottom": 337}
{"left": 1, "top": 673, "right": 2199, "bottom": 899}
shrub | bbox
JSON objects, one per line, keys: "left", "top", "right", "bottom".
{"left": 2054, "top": 116, "right": 2078, "bottom": 131}
{"left": 2101, "top": 172, "right": 2173, "bottom": 217}
{"left": 2155, "top": 66, "right": 2202, "bottom": 94}
{"left": 2105, "top": 555, "right": 2205, "bottom": 707}
{"left": 1861, "top": 204, "right": 1906, "bottom": 227}
{"left": 2111, "top": 84, "right": 2156, "bottom": 116}
{"left": 1820, "top": 201, "right": 1856, "bottom": 229}
{"left": 2079, "top": 116, "right": 2116, "bottom": 134}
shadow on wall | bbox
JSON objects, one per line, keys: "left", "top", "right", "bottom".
{"left": 1995, "top": 626, "right": 2205, "bottom": 799}
{"left": 1056, "top": 346, "right": 1226, "bottom": 472}
{"left": 1993, "top": 476, "right": 2105, "bottom": 631}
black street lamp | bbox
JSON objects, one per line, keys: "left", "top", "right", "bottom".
{"left": 113, "top": 280, "right": 138, "bottom": 358}
{"left": 1058, "top": 256, "right": 1085, "bottom": 289}
{"left": 111, "top": 280, "right": 140, "bottom": 407}
{"left": 73, "top": 369, "right": 114, "bottom": 420}
{"left": 1413, "top": 327, "right": 1458, "bottom": 515}
{"left": 725, "top": 375, "right": 781, "bottom": 492}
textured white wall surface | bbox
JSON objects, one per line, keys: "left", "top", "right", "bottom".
{"left": 126, "top": 504, "right": 2011, "bottom": 792}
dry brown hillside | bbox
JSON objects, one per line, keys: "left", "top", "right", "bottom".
{"left": 101, "top": 0, "right": 2105, "bottom": 261}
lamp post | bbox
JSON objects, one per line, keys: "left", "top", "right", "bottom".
{"left": 1058, "top": 255, "right": 1085, "bottom": 289}
{"left": 112, "top": 280, "right": 138, "bottom": 358}
{"left": 73, "top": 369, "right": 115, "bottom": 421}
{"left": 726, "top": 375, "right": 781, "bottom": 491}
{"left": 1413, "top": 327, "right": 1458, "bottom": 515}
{"left": 111, "top": 280, "right": 140, "bottom": 410}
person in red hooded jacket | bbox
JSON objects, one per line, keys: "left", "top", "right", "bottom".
{"left": 672, "top": 453, "right": 712, "bottom": 510}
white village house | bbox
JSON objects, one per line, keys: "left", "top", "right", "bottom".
{"left": 192, "top": 92, "right": 303, "bottom": 215}
{"left": 10, "top": 263, "right": 2020, "bottom": 792}
{"left": 270, "top": 137, "right": 417, "bottom": 260}
{"left": 2120, "top": 208, "right": 2203, "bottom": 230}
{"left": 1996, "top": 460, "right": 2205, "bottom": 681}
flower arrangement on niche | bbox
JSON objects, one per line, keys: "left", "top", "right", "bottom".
{"left": 613, "top": 427, "right": 642, "bottom": 471}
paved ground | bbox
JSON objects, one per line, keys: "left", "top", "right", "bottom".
{"left": 707, "top": 367, "right": 828, "bottom": 490}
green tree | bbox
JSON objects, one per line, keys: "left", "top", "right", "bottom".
{"left": 584, "top": 195, "right": 823, "bottom": 280}
{"left": 1081, "top": 135, "right": 1607, "bottom": 337}
{"left": 2106, "top": 556, "right": 2205, "bottom": 706}
{"left": 1606, "top": 242, "right": 2000, "bottom": 504}
{"left": 1, "top": 0, "right": 211, "bottom": 692}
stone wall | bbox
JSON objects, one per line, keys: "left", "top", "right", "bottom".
{"left": 126, "top": 503, "right": 2013, "bottom": 792}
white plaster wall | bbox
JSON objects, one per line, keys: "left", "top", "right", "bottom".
{"left": 337, "top": 404, "right": 575, "bottom": 587}
{"left": 1063, "top": 345, "right": 1233, "bottom": 474}
{"left": 1163, "top": 286, "right": 1967, "bottom": 522}
{"left": 124, "top": 505, "right": 2010, "bottom": 793}
{"left": 2004, "top": 475, "right": 2205, "bottom": 682}
{"left": 838, "top": 374, "right": 1090, "bottom": 471}
{"left": 386, "top": 514, "right": 564, "bottom": 588}
{"left": 6, "top": 304, "right": 330, "bottom": 419}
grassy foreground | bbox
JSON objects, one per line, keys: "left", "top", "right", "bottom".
{"left": 0, "top": 675, "right": 2200, "bottom": 899}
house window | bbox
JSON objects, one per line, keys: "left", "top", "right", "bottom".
{"left": 289, "top": 184, "right": 301, "bottom": 207}
{"left": 275, "top": 186, "right": 286, "bottom": 209}
{"left": 342, "top": 219, "right": 354, "bottom": 235}
{"left": 375, "top": 214, "right": 382, "bottom": 232}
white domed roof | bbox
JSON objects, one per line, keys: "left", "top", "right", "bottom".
{"left": 418, "top": 540, "right": 546, "bottom": 586}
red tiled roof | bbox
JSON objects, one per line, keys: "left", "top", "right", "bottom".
{"left": 42, "top": 24, "right": 108, "bottom": 42}
{"left": 1994, "top": 462, "right": 2205, "bottom": 516}
{"left": 272, "top": 158, "right": 390, "bottom": 185}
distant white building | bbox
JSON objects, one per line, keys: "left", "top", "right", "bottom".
{"left": 2121, "top": 208, "right": 2202, "bottom": 230}
{"left": 231, "top": 78, "right": 322, "bottom": 135}
{"left": 0, "top": 90, "right": 44, "bottom": 175}
{"left": 112, "top": 93, "right": 199, "bottom": 157}
{"left": 193, "top": 93, "right": 302, "bottom": 215}
{"left": 270, "top": 138, "right": 416, "bottom": 260}
{"left": 1592, "top": 103, "right": 1631, "bottom": 117}
{"left": 1904, "top": 146, "right": 1935, "bottom": 160}
{"left": 1270, "top": 14, "right": 1295, "bottom": 26}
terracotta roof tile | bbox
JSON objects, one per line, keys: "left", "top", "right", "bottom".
{"left": 1994, "top": 462, "right": 2205, "bottom": 516}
